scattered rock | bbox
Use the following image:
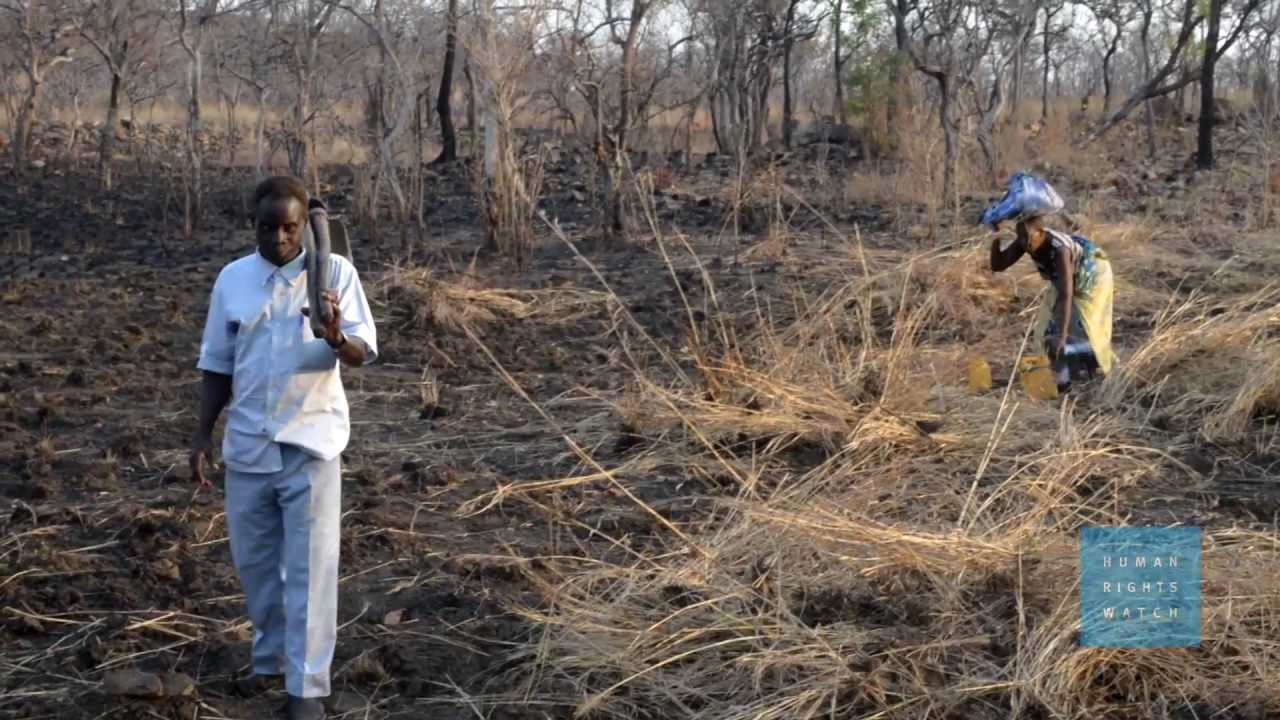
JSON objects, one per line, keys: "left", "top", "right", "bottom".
{"left": 103, "top": 669, "right": 165, "bottom": 699}
{"left": 150, "top": 558, "right": 181, "bottom": 583}
{"left": 162, "top": 671, "right": 197, "bottom": 698}
{"left": 795, "top": 117, "right": 860, "bottom": 147}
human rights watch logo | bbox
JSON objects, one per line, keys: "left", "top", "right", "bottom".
{"left": 1079, "top": 527, "right": 1202, "bottom": 648}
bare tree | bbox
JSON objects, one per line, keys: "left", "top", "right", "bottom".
{"left": 333, "top": 0, "right": 429, "bottom": 249}
{"left": 971, "top": 0, "right": 1037, "bottom": 186}
{"left": 1, "top": 0, "right": 77, "bottom": 177}
{"left": 468, "top": 0, "right": 546, "bottom": 262}
{"left": 1086, "top": 0, "right": 1130, "bottom": 114}
{"left": 888, "top": 0, "right": 996, "bottom": 208}
{"left": 1038, "top": 0, "right": 1062, "bottom": 119}
{"left": 831, "top": 0, "right": 878, "bottom": 127}
{"left": 781, "top": 0, "right": 823, "bottom": 148}
{"left": 217, "top": 3, "right": 278, "bottom": 180}
{"left": 886, "top": 0, "right": 908, "bottom": 135}
{"left": 562, "top": 0, "right": 694, "bottom": 239}
{"left": 433, "top": 0, "right": 459, "bottom": 164}
{"left": 1198, "top": 0, "right": 1225, "bottom": 169}
{"left": 277, "top": 0, "right": 337, "bottom": 193}
{"left": 175, "top": 0, "right": 223, "bottom": 236}
{"left": 1089, "top": 0, "right": 1263, "bottom": 144}
{"left": 701, "top": 0, "right": 793, "bottom": 159}
{"left": 78, "top": 0, "right": 160, "bottom": 187}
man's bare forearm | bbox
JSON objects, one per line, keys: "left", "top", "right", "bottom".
{"left": 196, "top": 371, "right": 233, "bottom": 439}
{"left": 333, "top": 336, "right": 369, "bottom": 367}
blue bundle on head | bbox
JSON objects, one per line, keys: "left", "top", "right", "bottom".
{"left": 979, "top": 171, "right": 1064, "bottom": 228}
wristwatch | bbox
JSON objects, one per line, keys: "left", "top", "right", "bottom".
{"left": 328, "top": 332, "right": 347, "bottom": 350}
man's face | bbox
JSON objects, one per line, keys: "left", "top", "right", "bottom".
{"left": 256, "top": 196, "right": 306, "bottom": 266}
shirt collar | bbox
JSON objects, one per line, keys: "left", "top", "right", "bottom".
{"left": 256, "top": 248, "right": 307, "bottom": 286}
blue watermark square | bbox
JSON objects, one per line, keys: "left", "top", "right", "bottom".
{"left": 1080, "top": 527, "right": 1201, "bottom": 648}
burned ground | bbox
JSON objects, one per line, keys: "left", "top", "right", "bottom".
{"left": 3, "top": 120, "right": 1280, "bottom": 720}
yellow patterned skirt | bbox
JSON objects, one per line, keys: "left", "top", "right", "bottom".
{"left": 1032, "top": 252, "right": 1115, "bottom": 377}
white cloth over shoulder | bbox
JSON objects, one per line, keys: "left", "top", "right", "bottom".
{"left": 197, "top": 249, "right": 378, "bottom": 474}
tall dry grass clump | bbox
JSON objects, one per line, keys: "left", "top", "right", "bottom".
{"left": 1100, "top": 284, "right": 1280, "bottom": 445}
{"left": 845, "top": 108, "right": 946, "bottom": 227}
{"left": 482, "top": 224, "right": 1280, "bottom": 719}
{"left": 467, "top": 0, "right": 547, "bottom": 268}
{"left": 378, "top": 265, "right": 605, "bottom": 335}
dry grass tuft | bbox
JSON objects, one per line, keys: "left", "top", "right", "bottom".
{"left": 378, "top": 267, "right": 606, "bottom": 335}
{"left": 1101, "top": 284, "right": 1280, "bottom": 444}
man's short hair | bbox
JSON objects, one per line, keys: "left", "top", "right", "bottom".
{"left": 252, "top": 175, "right": 308, "bottom": 209}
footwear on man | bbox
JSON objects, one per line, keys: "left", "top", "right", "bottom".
{"left": 285, "top": 695, "right": 326, "bottom": 720}
{"left": 232, "top": 672, "right": 282, "bottom": 698}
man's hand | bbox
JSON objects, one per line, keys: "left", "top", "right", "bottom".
{"left": 303, "top": 289, "right": 344, "bottom": 346}
{"left": 190, "top": 433, "right": 214, "bottom": 487}
{"left": 303, "top": 289, "right": 369, "bottom": 366}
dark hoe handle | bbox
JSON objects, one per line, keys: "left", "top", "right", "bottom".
{"left": 307, "top": 199, "right": 332, "bottom": 334}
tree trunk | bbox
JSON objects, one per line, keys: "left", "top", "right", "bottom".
{"left": 939, "top": 74, "right": 955, "bottom": 208}
{"left": 186, "top": 39, "right": 204, "bottom": 238}
{"left": 683, "top": 44, "right": 696, "bottom": 172}
{"left": 367, "top": 0, "right": 388, "bottom": 232}
{"left": 13, "top": 87, "right": 39, "bottom": 174}
{"left": 832, "top": 0, "right": 844, "bottom": 123}
{"left": 1100, "top": 20, "right": 1123, "bottom": 115}
{"left": 710, "top": 92, "right": 725, "bottom": 154}
{"left": 607, "top": 10, "right": 643, "bottom": 239}
{"left": 1101, "top": 55, "right": 1112, "bottom": 114}
{"left": 482, "top": 84, "right": 496, "bottom": 181}
{"left": 433, "top": 0, "right": 458, "bottom": 164}
{"left": 463, "top": 53, "right": 477, "bottom": 157}
{"left": 289, "top": 66, "right": 310, "bottom": 180}
{"left": 1012, "top": 41, "right": 1023, "bottom": 113}
{"left": 781, "top": 0, "right": 797, "bottom": 149}
{"left": 1197, "top": 0, "right": 1222, "bottom": 170}
{"left": 100, "top": 65, "right": 124, "bottom": 189}
{"left": 223, "top": 92, "right": 240, "bottom": 168}
{"left": 254, "top": 87, "right": 268, "bottom": 179}
{"left": 782, "top": 42, "right": 794, "bottom": 148}
{"left": 1140, "top": 7, "right": 1156, "bottom": 159}
{"left": 68, "top": 85, "right": 82, "bottom": 163}
{"left": 751, "top": 71, "right": 770, "bottom": 152}
{"left": 888, "top": 0, "right": 908, "bottom": 140}
{"left": 1041, "top": 5, "right": 1051, "bottom": 120}
{"left": 12, "top": 66, "right": 48, "bottom": 175}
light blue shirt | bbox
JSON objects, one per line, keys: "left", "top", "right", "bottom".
{"left": 197, "top": 249, "right": 378, "bottom": 474}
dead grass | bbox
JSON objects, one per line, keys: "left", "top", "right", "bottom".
{"left": 844, "top": 107, "right": 945, "bottom": 214}
{"left": 378, "top": 266, "right": 607, "bottom": 335}
{"left": 1100, "top": 284, "right": 1280, "bottom": 440}
{"left": 473, "top": 136, "right": 1280, "bottom": 719}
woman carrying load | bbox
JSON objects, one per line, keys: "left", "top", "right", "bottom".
{"left": 981, "top": 172, "right": 1116, "bottom": 394}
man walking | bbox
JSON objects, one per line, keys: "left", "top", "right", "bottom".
{"left": 190, "top": 176, "right": 377, "bottom": 720}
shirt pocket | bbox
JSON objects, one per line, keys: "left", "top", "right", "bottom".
{"left": 231, "top": 308, "right": 270, "bottom": 357}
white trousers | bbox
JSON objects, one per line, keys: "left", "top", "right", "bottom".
{"left": 225, "top": 444, "right": 341, "bottom": 698}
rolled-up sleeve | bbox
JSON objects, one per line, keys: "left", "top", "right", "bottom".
{"left": 333, "top": 257, "right": 378, "bottom": 364}
{"left": 197, "top": 272, "right": 235, "bottom": 375}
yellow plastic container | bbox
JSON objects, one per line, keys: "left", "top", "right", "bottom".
{"left": 968, "top": 357, "right": 993, "bottom": 394}
{"left": 1018, "top": 355, "right": 1059, "bottom": 400}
